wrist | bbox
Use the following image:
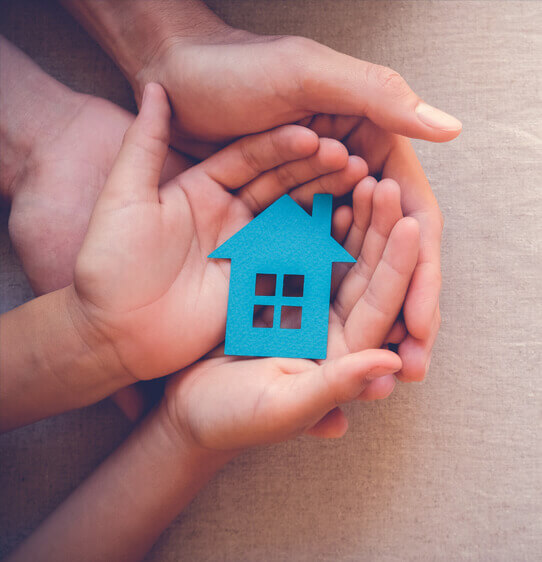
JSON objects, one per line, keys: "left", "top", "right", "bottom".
{"left": 60, "top": 285, "right": 136, "bottom": 390}
{"left": 0, "top": 286, "right": 134, "bottom": 431}
{"left": 61, "top": 0, "right": 233, "bottom": 98}
{"left": 158, "top": 390, "right": 241, "bottom": 463}
{"left": 156, "top": 397, "right": 238, "bottom": 466}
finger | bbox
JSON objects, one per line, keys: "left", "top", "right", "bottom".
{"left": 384, "top": 317, "right": 407, "bottom": 345}
{"left": 332, "top": 176, "right": 377, "bottom": 294}
{"left": 362, "top": 179, "right": 404, "bottom": 268}
{"left": 334, "top": 178, "right": 404, "bottom": 320}
{"left": 100, "top": 83, "right": 170, "bottom": 207}
{"left": 343, "top": 176, "right": 377, "bottom": 258}
{"left": 289, "top": 155, "right": 368, "bottom": 208}
{"left": 305, "top": 407, "right": 349, "bottom": 438}
{"left": 331, "top": 205, "right": 353, "bottom": 244}
{"left": 383, "top": 142, "right": 443, "bottom": 340}
{"left": 293, "top": 38, "right": 462, "bottom": 141}
{"left": 344, "top": 217, "right": 420, "bottom": 351}
{"left": 402, "top": 212, "right": 442, "bottom": 339}
{"left": 347, "top": 126, "right": 443, "bottom": 341}
{"left": 286, "top": 349, "right": 402, "bottom": 425}
{"left": 198, "top": 125, "right": 319, "bottom": 190}
{"left": 237, "top": 137, "right": 348, "bottom": 214}
{"left": 357, "top": 374, "right": 396, "bottom": 401}
{"left": 396, "top": 305, "right": 441, "bottom": 382}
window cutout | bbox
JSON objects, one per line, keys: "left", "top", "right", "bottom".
{"left": 253, "top": 305, "right": 273, "bottom": 328}
{"left": 255, "top": 273, "right": 276, "bottom": 296}
{"left": 280, "top": 306, "right": 302, "bottom": 329}
{"left": 283, "top": 274, "right": 304, "bottom": 297}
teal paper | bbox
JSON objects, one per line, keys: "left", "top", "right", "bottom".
{"left": 209, "top": 194, "right": 356, "bottom": 359}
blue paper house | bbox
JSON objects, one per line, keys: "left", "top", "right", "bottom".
{"left": 209, "top": 194, "right": 355, "bottom": 359}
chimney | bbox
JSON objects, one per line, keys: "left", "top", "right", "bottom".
{"left": 311, "top": 194, "right": 332, "bottom": 233}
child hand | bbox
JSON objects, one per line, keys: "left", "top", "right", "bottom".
{"left": 72, "top": 83, "right": 368, "bottom": 382}
{"left": 164, "top": 349, "right": 402, "bottom": 449}
{"left": 162, "top": 178, "right": 419, "bottom": 449}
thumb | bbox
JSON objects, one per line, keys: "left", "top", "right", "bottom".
{"left": 286, "top": 349, "right": 402, "bottom": 430}
{"left": 100, "top": 83, "right": 171, "bottom": 207}
{"left": 292, "top": 38, "right": 462, "bottom": 142}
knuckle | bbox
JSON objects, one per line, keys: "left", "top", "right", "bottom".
{"left": 369, "top": 64, "right": 412, "bottom": 98}
{"left": 278, "top": 35, "right": 321, "bottom": 57}
{"left": 274, "top": 164, "right": 297, "bottom": 188}
{"left": 239, "top": 139, "right": 264, "bottom": 175}
{"left": 275, "top": 35, "right": 329, "bottom": 105}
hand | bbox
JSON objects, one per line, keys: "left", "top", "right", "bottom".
{"left": 7, "top": 91, "right": 191, "bottom": 296}
{"left": 308, "top": 116, "right": 442, "bottom": 381}
{"left": 136, "top": 31, "right": 462, "bottom": 157}
{"left": 73, "top": 83, "right": 369, "bottom": 381}
{"left": 165, "top": 349, "right": 402, "bottom": 450}
{"left": 164, "top": 176, "right": 420, "bottom": 447}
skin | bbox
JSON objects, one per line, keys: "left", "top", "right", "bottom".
{"left": 61, "top": 0, "right": 460, "bottom": 381}
{"left": 0, "top": 39, "right": 404, "bottom": 421}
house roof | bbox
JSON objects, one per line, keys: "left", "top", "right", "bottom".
{"left": 209, "top": 194, "right": 356, "bottom": 265}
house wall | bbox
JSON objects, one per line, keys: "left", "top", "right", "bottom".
{"left": 225, "top": 261, "right": 333, "bottom": 359}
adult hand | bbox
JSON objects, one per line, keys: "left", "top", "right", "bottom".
{"left": 137, "top": 32, "right": 462, "bottom": 158}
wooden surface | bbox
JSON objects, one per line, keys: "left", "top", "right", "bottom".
{"left": 1, "top": 1, "right": 541, "bottom": 560}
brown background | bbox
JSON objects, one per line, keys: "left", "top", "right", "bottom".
{"left": 1, "top": 1, "right": 541, "bottom": 560}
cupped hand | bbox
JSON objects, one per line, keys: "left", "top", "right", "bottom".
{"left": 136, "top": 31, "right": 461, "bottom": 157}
{"left": 73, "top": 83, "right": 369, "bottom": 382}
{"left": 164, "top": 175, "right": 420, "bottom": 448}
{"left": 165, "top": 348, "right": 402, "bottom": 450}
{"left": 308, "top": 115, "right": 443, "bottom": 381}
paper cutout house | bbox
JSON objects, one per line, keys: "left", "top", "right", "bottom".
{"left": 209, "top": 194, "right": 355, "bottom": 359}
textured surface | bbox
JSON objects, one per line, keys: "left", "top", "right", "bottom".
{"left": 0, "top": 1, "right": 540, "bottom": 560}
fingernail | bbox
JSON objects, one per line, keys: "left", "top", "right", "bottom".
{"left": 415, "top": 102, "right": 462, "bottom": 131}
